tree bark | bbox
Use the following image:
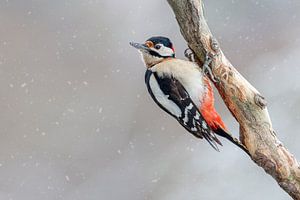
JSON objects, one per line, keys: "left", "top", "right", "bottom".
{"left": 166, "top": 0, "right": 300, "bottom": 199}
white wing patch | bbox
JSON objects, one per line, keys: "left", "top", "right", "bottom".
{"left": 195, "top": 112, "right": 200, "bottom": 120}
{"left": 183, "top": 103, "right": 193, "bottom": 124}
{"left": 202, "top": 121, "right": 208, "bottom": 129}
{"left": 149, "top": 74, "right": 181, "bottom": 118}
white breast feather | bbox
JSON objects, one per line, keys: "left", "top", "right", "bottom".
{"left": 148, "top": 74, "right": 182, "bottom": 118}
{"left": 151, "top": 59, "right": 205, "bottom": 107}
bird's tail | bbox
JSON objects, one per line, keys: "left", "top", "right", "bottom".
{"left": 214, "top": 128, "right": 250, "bottom": 156}
{"left": 200, "top": 130, "right": 223, "bottom": 152}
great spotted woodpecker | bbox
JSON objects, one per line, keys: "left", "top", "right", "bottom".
{"left": 130, "top": 36, "right": 249, "bottom": 155}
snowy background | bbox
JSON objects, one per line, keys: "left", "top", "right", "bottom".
{"left": 0, "top": 0, "right": 300, "bottom": 199}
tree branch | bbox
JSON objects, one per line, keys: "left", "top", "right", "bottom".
{"left": 167, "top": 0, "right": 300, "bottom": 199}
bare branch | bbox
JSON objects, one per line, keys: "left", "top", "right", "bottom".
{"left": 167, "top": 0, "right": 300, "bottom": 199}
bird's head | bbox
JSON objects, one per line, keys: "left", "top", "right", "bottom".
{"left": 130, "top": 36, "right": 175, "bottom": 67}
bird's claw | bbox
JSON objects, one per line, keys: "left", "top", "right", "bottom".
{"left": 203, "top": 53, "right": 219, "bottom": 83}
{"left": 184, "top": 48, "right": 195, "bottom": 62}
{"left": 185, "top": 48, "right": 219, "bottom": 83}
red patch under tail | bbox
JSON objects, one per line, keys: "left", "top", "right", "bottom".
{"left": 200, "top": 77, "right": 227, "bottom": 131}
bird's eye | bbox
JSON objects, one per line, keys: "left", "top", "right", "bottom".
{"left": 154, "top": 44, "right": 161, "bottom": 50}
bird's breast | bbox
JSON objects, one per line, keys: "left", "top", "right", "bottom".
{"left": 151, "top": 59, "right": 205, "bottom": 107}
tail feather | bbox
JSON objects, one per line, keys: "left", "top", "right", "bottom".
{"left": 197, "top": 125, "right": 222, "bottom": 152}
{"left": 202, "top": 133, "right": 220, "bottom": 152}
{"left": 214, "top": 128, "right": 250, "bottom": 156}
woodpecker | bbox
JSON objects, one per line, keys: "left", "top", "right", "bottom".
{"left": 130, "top": 36, "right": 249, "bottom": 155}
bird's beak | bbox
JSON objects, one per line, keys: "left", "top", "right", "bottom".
{"left": 129, "top": 42, "right": 150, "bottom": 52}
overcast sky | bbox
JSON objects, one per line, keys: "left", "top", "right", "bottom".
{"left": 0, "top": 0, "right": 300, "bottom": 199}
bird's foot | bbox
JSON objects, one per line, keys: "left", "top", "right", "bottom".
{"left": 184, "top": 48, "right": 195, "bottom": 62}
{"left": 185, "top": 47, "right": 219, "bottom": 83}
{"left": 203, "top": 53, "right": 219, "bottom": 83}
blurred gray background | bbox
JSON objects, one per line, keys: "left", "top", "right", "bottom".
{"left": 0, "top": 0, "right": 299, "bottom": 199}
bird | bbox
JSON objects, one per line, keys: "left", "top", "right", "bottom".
{"left": 130, "top": 36, "right": 249, "bottom": 155}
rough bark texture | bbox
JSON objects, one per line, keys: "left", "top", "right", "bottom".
{"left": 167, "top": 0, "right": 300, "bottom": 199}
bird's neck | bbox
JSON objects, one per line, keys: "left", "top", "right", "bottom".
{"left": 142, "top": 53, "right": 174, "bottom": 68}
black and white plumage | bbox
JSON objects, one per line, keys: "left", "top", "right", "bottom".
{"left": 145, "top": 68, "right": 221, "bottom": 151}
{"left": 130, "top": 36, "right": 249, "bottom": 154}
{"left": 130, "top": 36, "right": 222, "bottom": 150}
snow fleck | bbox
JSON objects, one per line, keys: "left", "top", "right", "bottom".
{"left": 67, "top": 108, "right": 75, "bottom": 113}
{"left": 20, "top": 83, "right": 27, "bottom": 88}
{"left": 129, "top": 141, "right": 135, "bottom": 149}
{"left": 9, "top": 84, "right": 14, "bottom": 88}
{"left": 117, "top": 149, "right": 122, "bottom": 154}
{"left": 186, "top": 146, "right": 195, "bottom": 152}
{"left": 151, "top": 177, "right": 160, "bottom": 183}
{"left": 149, "top": 142, "right": 154, "bottom": 146}
{"left": 98, "top": 107, "right": 103, "bottom": 114}
{"left": 41, "top": 132, "right": 46, "bottom": 136}
{"left": 65, "top": 175, "right": 70, "bottom": 182}
{"left": 83, "top": 81, "right": 88, "bottom": 85}
{"left": 47, "top": 186, "right": 54, "bottom": 190}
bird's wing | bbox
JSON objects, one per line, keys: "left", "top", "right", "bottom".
{"left": 146, "top": 70, "right": 222, "bottom": 151}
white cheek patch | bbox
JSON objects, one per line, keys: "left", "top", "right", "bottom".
{"left": 152, "top": 46, "right": 174, "bottom": 57}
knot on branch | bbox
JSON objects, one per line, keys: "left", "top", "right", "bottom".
{"left": 184, "top": 48, "right": 195, "bottom": 62}
{"left": 210, "top": 37, "right": 220, "bottom": 53}
{"left": 254, "top": 94, "right": 267, "bottom": 109}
